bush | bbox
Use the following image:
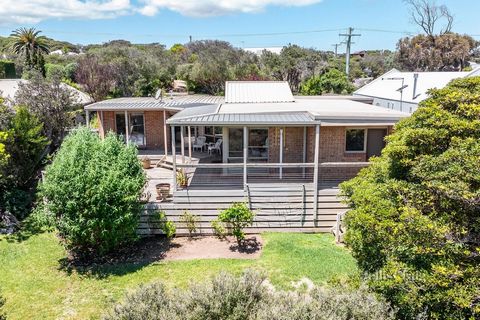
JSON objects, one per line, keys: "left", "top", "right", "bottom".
{"left": 340, "top": 77, "right": 480, "bottom": 319}
{"left": 179, "top": 211, "right": 199, "bottom": 237}
{"left": 218, "top": 202, "right": 254, "bottom": 244}
{"left": 38, "top": 127, "right": 146, "bottom": 256}
{"left": 211, "top": 218, "right": 227, "bottom": 238}
{"left": 149, "top": 210, "right": 176, "bottom": 238}
{"left": 104, "top": 270, "right": 394, "bottom": 320}
{"left": 0, "top": 289, "right": 5, "bottom": 320}
{"left": 300, "top": 69, "right": 355, "bottom": 95}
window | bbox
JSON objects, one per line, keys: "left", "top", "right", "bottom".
{"left": 129, "top": 113, "right": 145, "bottom": 146}
{"left": 248, "top": 128, "right": 268, "bottom": 161}
{"left": 345, "top": 129, "right": 365, "bottom": 152}
{"left": 228, "top": 128, "right": 243, "bottom": 158}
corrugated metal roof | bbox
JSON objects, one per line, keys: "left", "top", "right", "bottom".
{"left": 168, "top": 111, "right": 316, "bottom": 126}
{"left": 225, "top": 81, "right": 294, "bottom": 103}
{"left": 84, "top": 95, "right": 224, "bottom": 111}
{"left": 353, "top": 68, "right": 476, "bottom": 104}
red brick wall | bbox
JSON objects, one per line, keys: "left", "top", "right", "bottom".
{"left": 145, "top": 111, "right": 170, "bottom": 149}
{"left": 100, "top": 111, "right": 115, "bottom": 138}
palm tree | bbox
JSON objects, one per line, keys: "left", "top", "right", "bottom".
{"left": 10, "top": 27, "right": 50, "bottom": 72}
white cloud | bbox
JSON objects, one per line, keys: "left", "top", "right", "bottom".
{"left": 0, "top": 0, "right": 132, "bottom": 24}
{"left": 0, "top": 0, "right": 322, "bottom": 25}
{"left": 138, "top": 0, "right": 323, "bottom": 17}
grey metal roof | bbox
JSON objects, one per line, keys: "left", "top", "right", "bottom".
{"left": 168, "top": 111, "right": 317, "bottom": 126}
{"left": 225, "top": 81, "right": 294, "bottom": 103}
{"left": 84, "top": 95, "right": 224, "bottom": 111}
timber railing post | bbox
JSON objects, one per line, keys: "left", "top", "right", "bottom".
{"left": 313, "top": 124, "right": 320, "bottom": 225}
{"left": 243, "top": 126, "right": 248, "bottom": 191}
{"left": 171, "top": 126, "right": 177, "bottom": 192}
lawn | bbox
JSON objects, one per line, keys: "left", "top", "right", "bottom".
{"left": 0, "top": 231, "right": 357, "bottom": 320}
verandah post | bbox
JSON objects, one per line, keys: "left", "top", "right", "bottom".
{"left": 124, "top": 110, "right": 129, "bottom": 144}
{"left": 279, "top": 127, "right": 284, "bottom": 179}
{"left": 163, "top": 110, "right": 168, "bottom": 157}
{"left": 243, "top": 126, "right": 248, "bottom": 191}
{"left": 188, "top": 126, "right": 192, "bottom": 160}
{"left": 171, "top": 126, "right": 177, "bottom": 192}
{"left": 85, "top": 110, "right": 90, "bottom": 128}
{"left": 313, "top": 124, "right": 320, "bottom": 225}
{"left": 180, "top": 126, "right": 185, "bottom": 164}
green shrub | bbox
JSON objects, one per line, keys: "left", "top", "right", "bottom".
{"left": 211, "top": 218, "right": 227, "bottom": 238}
{"left": 0, "top": 289, "right": 5, "bottom": 320}
{"left": 38, "top": 127, "right": 146, "bottom": 256}
{"left": 103, "top": 270, "right": 394, "bottom": 320}
{"left": 340, "top": 76, "right": 480, "bottom": 319}
{"left": 149, "top": 210, "right": 176, "bottom": 238}
{"left": 300, "top": 69, "right": 355, "bottom": 95}
{"left": 218, "top": 202, "right": 254, "bottom": 244}
{"left": 179, "top": 211, "right": 199, "bottom": 237}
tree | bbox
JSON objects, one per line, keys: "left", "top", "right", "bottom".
{"left": 397, "top": 33, "right": 477, "bottom": 71}
{"left": 405, "top": 0, "right": 453, "bottom": 36}
{"left": 340, "top": 76, "right": 480, "bottom": 319}
{"left": 15, "top": 69, "right": 78, "bottom": 150}
{"left": 9, "top": 27, "right": 49, "bottom": 76}
{"left": 38, "top": 128, "right": 146, "bottom": 256}
{"left": 300, "top": 69, "right": 355, "bottom": 95}
{"left": 75, "top": 55, "right": 116, "bottom": 101}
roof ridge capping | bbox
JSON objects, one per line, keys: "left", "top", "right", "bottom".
{"left": 225, "top": 80, "right": 295, "bottom": 104}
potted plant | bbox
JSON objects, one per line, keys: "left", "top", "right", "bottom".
{"left": 141, "top": 156, "right": 151, "bottom": 169}
{"left": 176, "top": 169, "right": 188, "bottom": 188}
{"left": 155, "top": 183, "right": 171, "bottom": 201}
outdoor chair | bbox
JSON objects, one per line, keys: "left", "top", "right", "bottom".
{"left": 208, "top": 139, "right": 223, "bottom": 155}
{"left": 193, "top": 136, "right": 207, "bottom": 152}
{"left": 183, "top": 136, "right": 195, "bottom": 148}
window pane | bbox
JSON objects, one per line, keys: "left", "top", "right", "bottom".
{"left": 248, "top": 128, "right": 269, "bottom": 160}
{"left": 228, "top": 128, "right": 243, "bottom": 158}
{"left": 115, "top": 114, "right": 126, "bottom": 141}
{"left": 346, "top": 129, "right": 365, "bottom": 151}
{"left": 129, "top": 114, "right": 145, "bottom": 146}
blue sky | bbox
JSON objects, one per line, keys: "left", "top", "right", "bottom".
{"left": 0, "top": 0, "right": 479, "bottom": 51}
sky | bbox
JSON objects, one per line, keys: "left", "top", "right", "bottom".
{"left": 0, "top": 0, "right": 479, "bottom": 51}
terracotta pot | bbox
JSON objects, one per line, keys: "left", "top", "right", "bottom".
{"left": 142, "top": 158, "right": 151, "bottom": 169}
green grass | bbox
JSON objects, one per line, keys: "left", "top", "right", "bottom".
{"left": 0, "top": 232, "right": 357, "bottom": 320}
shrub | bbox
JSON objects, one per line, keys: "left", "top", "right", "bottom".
{"left": 104, "top": 270, "right": 394, "bottom": 320}
{"left": 149, "top": 210, "right": 176, "bottom": 238}
{"left": 211, "top": 218, "right": 227, "bottom": 238}
{"left": 38, "top": 127, "right": 146, "bottom": 256}
{"left": 0, "top": 289, "right": 5, "bottom": 320}
{"left": 340, "top": 76, "right": 480, "bottom": 319}
{"left": 179, "top": 211, "right": 199, "bottom": 237}
{"left": 218, "top": 202, "right": 254, "bottom": 244}
{"left": 300, "top": 69, "right": 355, "bottom": 95}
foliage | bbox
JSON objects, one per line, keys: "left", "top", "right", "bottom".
{"left": 405, "top": 0, "right": 453, "bottom": 36}
{"left": 179, "top": 211, "right": 199, "bottom": 237}
{"left": 149, "top": 210, "right": 176, "bottom": 238}
{"left": 38, "top": 128, "right": 146, "bottom": 256}
{"left": 0, "top": 289, "right": 5, "bottom": 320}
{"left": 0, "top": 105, "right": 48, "bottom": 219}
{"left": 44, "top": 63, "right": 64, "bottom": 80}
{"left": 104, "top": 270, "right": 394, "bottom": 320}
{"left": 0, "top": 60, "right": 16, "bottom": 79}
{"left": 300, "top": 69, "right": 355, "bottom": 95}
{"left": 396, "top": 33, "right": 478, "bottom": 71}
{"left": 218, "top": 202, "right": 255, "bottom": 244}
{"left": 9, "top": 27, "right": 49, "bottom": 76}
{"left": 340, "top": 76, "right": 480, "bottom": 319}
{"left": 15, "top": 69, "right": 78, "bottom": 150}
{"left": 176, "top": 169, "right": 188, "bottom": 188}
{"left": 75, "top": 54, "right": 116, "bottom": 101}
{"left": 211, "top": 218, "right": 227, "bottom": 238}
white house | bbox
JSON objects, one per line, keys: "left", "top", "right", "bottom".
{"left": 353, "top": 68, "right": 480, "bottom": 113}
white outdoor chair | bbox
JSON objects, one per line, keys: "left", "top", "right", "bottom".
{"left": 193, "top": 136, "right": 207, "bottom": 152}
{"left": 208, "top": 139, "right": 223, "bottom": 155}
{"left": 183, "top": 136, "right": 195, "bottom": 148}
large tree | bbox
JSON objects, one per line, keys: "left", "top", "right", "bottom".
{"left": 9, "top": 27, "right": 49, "bottom": 76}
{"left": 396, "top": 33, "right": 477, "bottom": 71}
{"left": 341, "top": 76, "right": 480, "bottom": 319}
{"left": 404, "top": 0, "right": 454, "bottom": 36}
{"left": 75, "top": 54, "right": 116, "bottom": 101}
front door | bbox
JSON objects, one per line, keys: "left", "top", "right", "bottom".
{"left": 367, "top": 129, "right": 387, "bottom": 159}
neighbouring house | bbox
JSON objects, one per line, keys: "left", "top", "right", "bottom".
{"left": 85, "top": 81, "right": 408, "bottom": 234}
{"left": 353, "top": 68, "right": 480, "bottom": 113}
{"left": 0, "top": 79, "right": 92, "bottom": 105}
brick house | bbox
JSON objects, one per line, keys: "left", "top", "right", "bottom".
{"left": 85, "top": 81, "right": 407, "bottom": 188}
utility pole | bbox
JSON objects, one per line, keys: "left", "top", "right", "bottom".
{"left": 339, "top": 27, "right": 361, "bottom": 76}
{"left": 332, "top": 43, "right": 339, "bottom": 57}
{"left": 189, "top": 35, "right": 192, "bottom": 43}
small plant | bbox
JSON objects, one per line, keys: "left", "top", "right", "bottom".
{"left": 150, "top": 210, "right": 176, "bottom": 239}
{"left": 218, "top": 202, "right": 255, "bottom": 245}
{"left": 176, "top": 169, "right": 188, "bottom": 188}
{"left": 211, "top": 218, "right": 227, "bottom": 238}
{"left": 0, "top": 289, "right": 5, "bottom": 320}
{"left": 179, "top": 211, "right": 199, "bottom": 237}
